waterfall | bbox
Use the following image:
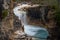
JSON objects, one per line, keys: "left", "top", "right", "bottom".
{"left": 13, "top": 4, "right": 28, "bottom": 26}
{"left": 13, "top": 4, "right": 49, "bottom": 39}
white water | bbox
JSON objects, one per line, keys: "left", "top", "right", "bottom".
{"left": 13, "top": 4, "right": 49, "bottom": 39}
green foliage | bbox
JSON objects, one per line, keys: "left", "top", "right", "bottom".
{"left": 2, "top": 10, "right": 8, "bottom": 19}
{"left": 54, "top": 9, "right": 60, "bottom": 26}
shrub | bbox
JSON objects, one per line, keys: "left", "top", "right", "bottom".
{"left": 2, "top": 10, "right": 8, "bottom": 19}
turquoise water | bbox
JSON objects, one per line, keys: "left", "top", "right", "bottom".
{"left": 24, "top": 25, "right": 49, "bottom": 39}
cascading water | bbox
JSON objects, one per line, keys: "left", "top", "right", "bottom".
{"left": 13, "top": 3, "right": 49, "bottom": 40}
